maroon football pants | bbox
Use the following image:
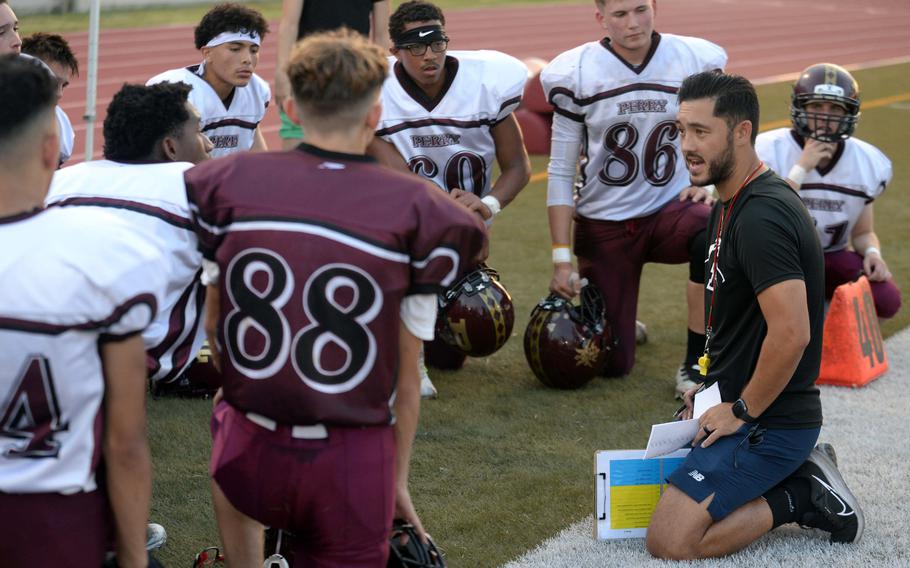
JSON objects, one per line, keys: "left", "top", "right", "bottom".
{"left": 210, "top": 402, "right": 396, "bottom": 567}
{"left": 0, "top": 489, "right": 110, "bottom": 567}
{"left": 574, "top": 199, "right": 710, "bottom": 376}
{"left": 824, "top": 249, "right": 902, "bottom": 318}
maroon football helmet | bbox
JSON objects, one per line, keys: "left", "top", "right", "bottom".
{"left": 523, "top": 285, "right": 612, "bottom": 389}
{"left": 151, "top": 342, "right": 222, "bottom": 398}
{"left": 790, "top": 63, "right": 860, "bottom": 143}
{"left": 435, "top": 266, "right": 515, "bottom": 357}
{"left": 388, "top": 519, "right": 446, "bottom": 567}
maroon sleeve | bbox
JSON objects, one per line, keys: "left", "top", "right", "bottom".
{"left": 408, "top": 180, "right": 487, "bottom": 295}
{"left": 184, "top": 157, "right": 238, "bottom": 261}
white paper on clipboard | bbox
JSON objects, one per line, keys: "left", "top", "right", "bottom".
{"left": 644, "top": 383, "right": 721, "bottom": 459}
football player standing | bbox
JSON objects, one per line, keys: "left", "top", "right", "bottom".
{"left": 540, "top": 0, "right": 727, "bottom": 395}
{"left": 46, "top": 82, "right": 214, "bottom": 389}
{"left": 369, "top": 0, "right": 532, "bottom": 396}
{"left": 186, "top": 30, "right": 486, "bottom": 566}
{"left": 274, "top": 0, "right": 390, "bottom": 150}
{"left": 756, "top": 63, "right": 901, "bottom": 318}
{"left": 0, "top": 56, "right": 165, "bottom": 568}
{"left": 148, "top": 3, "right": 270, "bottom": 157}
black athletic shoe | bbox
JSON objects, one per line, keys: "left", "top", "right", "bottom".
{"left": 794, "top": 446, "right": 864, "bottom": 543}
{"left": 815, "top": 442, "right": 838, "bottom": 467}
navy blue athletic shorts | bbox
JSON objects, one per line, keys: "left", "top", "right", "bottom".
{"left": 668, "top": 423, "right": 820, "bottom": 521}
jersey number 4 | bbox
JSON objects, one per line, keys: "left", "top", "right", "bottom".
{"left": 599, "top": 120, "right": 678, "bottom": 187}
{"left": 1, "top": 356, "right": 69, "bottom": 459}
{"left": 224, "top": 249, "right": 382, "bottom": 394}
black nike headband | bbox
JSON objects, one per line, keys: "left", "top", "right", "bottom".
{"left": 395, "top": 25, "right": 447, "bottom": 47}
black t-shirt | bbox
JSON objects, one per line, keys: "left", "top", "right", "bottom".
{"left": 298, "top": 0, "right": 381, "bottom": 39}
{"left": 704, "top": 170, "right": 825, "bottom": 428}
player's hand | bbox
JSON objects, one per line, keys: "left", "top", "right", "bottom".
{"left": 678, "top": 185, "right": 716, "bottom": 207}
{"left": 450, "top": 188, "right": 492, "bottom": 220}
{"left": 797, "top": 137, "right": 837, "bottom": 171}
{"left": 395, "top": 484, "right": 429, "bottom": 545}
{"left": 677, "top": 385, "right": 700, "bottom": 421}
{"left": 476, "top": 232, "right": 490, "bottom": 263}
{"left": 274, "top": 71, "right": 290, "bottom": 110}
{"left": 550, "top": 262, "right": 582, "bottom": 299}
{"left": 694, "top": 402, "right": 743, "bottom": 448}
{"left": 864, "top": 250, "right": 891, "bottom": 282}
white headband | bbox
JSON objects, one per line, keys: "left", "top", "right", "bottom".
{"left": 204, "top": 30, "right": 261, "bottom": 49}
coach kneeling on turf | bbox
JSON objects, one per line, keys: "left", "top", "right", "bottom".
{"left": 646, "top": 71, "right": 864, "bottom": 560}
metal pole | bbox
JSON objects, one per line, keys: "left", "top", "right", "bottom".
{"left": 83, "top": 0, "right": 100, "bottom": 161}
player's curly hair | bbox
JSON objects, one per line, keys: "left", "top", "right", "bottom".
{"left": 389, "top": 1, "right": 446, "bottom": 45}
{"left": 194, "top": 3, "right": 269, "bottom": 50}
{"left": 103, "top": 82, "right": 192, "bottom": 161}
{"left": 285, "top": 29, "right": 387, "bottom": 131}
{"left": 0, "top": 55, "right": 57, "bottom": 153}
{"left": 21, "top": 33, "right": 79, "bottom": 77}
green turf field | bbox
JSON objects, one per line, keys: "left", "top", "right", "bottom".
{"left": 140, "top": 61, "right": 910, "bottom": 567}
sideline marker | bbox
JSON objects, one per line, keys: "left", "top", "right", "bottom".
{"left": 817, "top": 276, "right": 888, "bottom": 387}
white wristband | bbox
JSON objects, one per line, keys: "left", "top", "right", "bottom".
{"left": 864, "top": 246, "right": 882, "bottom": 258}
{"left": 481, "top": 195, "right": 502, "bottom": 218}
{"left": 200, "top": 258, "right": 220, "bottom": 286}
{"left": 552, "top": 246, "right": 572, "bottom": 264}
{"left": 787, "top": 164, "right": 808, "bottom": 187}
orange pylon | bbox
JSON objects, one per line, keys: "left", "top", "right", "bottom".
{"left": 817, "top": 276, "right": 888, "bottom": 387}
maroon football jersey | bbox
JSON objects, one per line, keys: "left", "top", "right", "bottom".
{"left": 186, "top": 143, "right": 486, "bottom": 426}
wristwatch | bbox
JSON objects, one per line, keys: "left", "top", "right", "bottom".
{"left": 732, "top": 398, "right": 757, "bottom": 423}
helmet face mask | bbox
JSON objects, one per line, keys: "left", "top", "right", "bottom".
{"left": 436, "top": 266, "right": 515, "bottom": 357}
{"left": 790, "top": 63, "right": 860, "bottom": 143}
{"left": 523, "top": 285, "right": 612, "bottom": 390}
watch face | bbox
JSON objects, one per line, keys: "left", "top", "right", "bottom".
{"left": 733, "top": 399, "right": 746, "bottom": 417}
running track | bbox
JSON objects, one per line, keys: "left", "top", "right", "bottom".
{"left": 53, "top": 0, "right": 910, "bottom": 161}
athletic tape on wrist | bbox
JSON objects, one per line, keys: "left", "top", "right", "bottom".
{"left": 481, "top": 195, "right": 502, "bottom": 218}
{"left": 864, "top": 246, "right": 882, "bottom": 258}
{"left": 552, "top": 246, "right": 572, "bottom": 264}
{"left": 787, "top": 164, "right": 808, "bottom": 187}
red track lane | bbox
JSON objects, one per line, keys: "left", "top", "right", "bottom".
{"left": 51, "top": 0, "right": 910, "bottom": 162}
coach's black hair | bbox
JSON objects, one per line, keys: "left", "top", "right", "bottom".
{"left": 0, "top": 55, "right": 57, "bottom": 147}
{"left": 678, "top": 71, "right": 760, "bottom": 145}
{"left": 103, "top": 82, "right": 192, "bottom": 161}
{"left": 194, "top": 3, "right": 269, "bottom": 50}
{"left": 389, "top": 1, "right": 446, "bottom": 45}
{"left": 21, "top": 33, "right": 79, "bottom": 76}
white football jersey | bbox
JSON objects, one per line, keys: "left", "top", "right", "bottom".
{"left": 756, "top": 128, "right": 891, "bottom": 252}
{"left": 376, "top": 50, "right": 527, "bottom": 197}
{"left": 0, "top": 207, "right": 164, "bottom": 494}
{"left": 46, "top": 160, "right": 206, "bottom": 382}
{"left": 541, "top": 33, "right": 726, "bottom": 220}
{"left": 147, "top": 65, "right": 270, "bottom": 158}
{"left": 56, "top": 106, "right": 74, "bottom": 166}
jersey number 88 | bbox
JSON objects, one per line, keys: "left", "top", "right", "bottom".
{"left": 223, "top": 249, "right": 382, "bottom": 395}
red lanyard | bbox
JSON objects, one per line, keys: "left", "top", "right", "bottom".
{"left": 701, "top": 162, "right": 765, "bottom": 374}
